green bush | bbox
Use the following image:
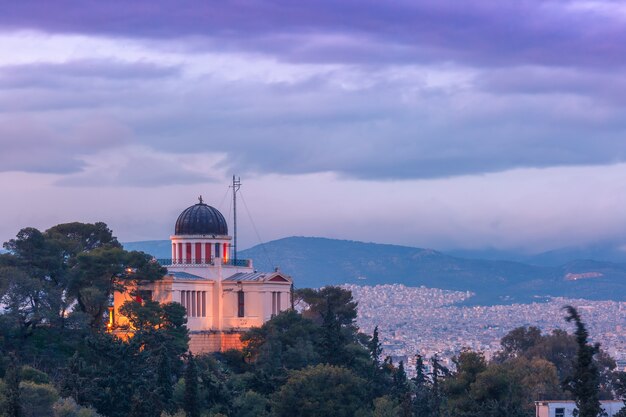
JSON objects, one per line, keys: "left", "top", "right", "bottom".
{"left": 20, "top": 381, "right": 59, "bottom": 417}
{"left": 53, "top": 397, "right": 103, "bottom": 417}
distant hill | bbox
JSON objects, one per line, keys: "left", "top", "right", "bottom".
{"left": 123, "top": 236, "right": 626, "bottom": 305}
{"left": 123, "top": 240, "right": 172, "bottom": 258}
{"left": 448, "top": 241, "right": 626, "bottom": 266}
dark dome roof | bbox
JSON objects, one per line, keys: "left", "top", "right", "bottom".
{"left": 175, "top": 202, "right": 228, "bottom": 235}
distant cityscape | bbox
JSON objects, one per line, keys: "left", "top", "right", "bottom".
{"left": 345, "top": 284, "right": 626, "bottom": 375}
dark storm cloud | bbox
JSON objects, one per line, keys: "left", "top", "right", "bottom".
{"left": 2, "top": 0, "right": 626, "bottom": 69}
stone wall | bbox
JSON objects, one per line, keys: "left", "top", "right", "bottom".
{"left": 188, "top": 331, "right": 244, "bottom": 354}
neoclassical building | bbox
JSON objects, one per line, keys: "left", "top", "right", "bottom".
{"left": 113, "top": 198, "right": 293, "bottom": 353}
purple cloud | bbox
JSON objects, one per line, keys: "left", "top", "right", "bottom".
{"left": 0, "top": 59, "right": 179, "bottom": 90}
{"left": 1, "top": 0, "right": 625, "bottom": 68}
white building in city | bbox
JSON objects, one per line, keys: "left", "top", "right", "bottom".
{"left": 535, "top": 401, "right": 624, "bottom": 417}
{"left": 113, "top": 197, "right": 293, "bottom": 353}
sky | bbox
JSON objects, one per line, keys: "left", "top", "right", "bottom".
{"left": 2, "top": 0, "right": 626, "bottom": 253}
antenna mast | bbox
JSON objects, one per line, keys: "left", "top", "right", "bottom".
{"left": 231, "top": 175, "right": 241, "bottom": 263}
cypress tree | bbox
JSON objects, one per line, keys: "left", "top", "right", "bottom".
{"left": 156, "top": 346, "right": 174, "bottom": 414}
{"left": 320, "top": 300, "right": 344, "bottom": 365}
{"left": 184, "top": 353, "right": 200, "bottom": 417}
{"left": 563, "top": 306, "right": 603, "bottom": 417}
{"left": 393, "top": 361, "right": 411, "bottom": 417}
{"left": 369, "top": 326, "right": 383, "bottom": 367}
{"left": 430, "top": 355, "right": 449, "bottom": 417}
{"left": 4, "top": 355, "right": 22, "bottom": 417}
{"left": 413, "top": 354, "right": 427, "bottom": 386}
{"left": 413, "top": 354, "right": 433, "bottom": 417}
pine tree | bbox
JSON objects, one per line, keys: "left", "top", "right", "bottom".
{"left": 563, "top": 306, "right": 603, "bottom": 417}
{"left": 184, "top": 353, "right": 200, "bottom": 417}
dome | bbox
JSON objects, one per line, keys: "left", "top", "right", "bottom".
{"left": 175, "top": 199, "right": 228, "bottom": 236}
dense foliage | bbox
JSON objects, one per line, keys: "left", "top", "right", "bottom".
{"left": 0, "top": 222, "right": 624, "bottom": 417}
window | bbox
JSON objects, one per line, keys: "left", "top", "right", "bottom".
{"left": 237, "top": 290, "right": 245, "bottom": 317}
{"left": 555, "top": 408, "right": 565, "bottom": 417}
{"left": 181, "top": 290, "right": 207, "bottom": 317}
{"left": 271, "top": 292, "right": 281, "bottom": 316}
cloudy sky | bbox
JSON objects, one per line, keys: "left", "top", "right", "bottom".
{"left": 2, "top": 0, "right": 626, "bottom": 253}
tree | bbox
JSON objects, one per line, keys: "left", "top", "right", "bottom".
{"left": 70, "top": 247, "right": 166, "bottom": 328}
{"left": 155, "top": 346, "right": 174, "bottom": 415}
{"left": 372, "top": 396, "right": 399, "bottom": 417}
{"left": 241, "top": 309, "right": 321, "bottom": 376}
{"left": 3, "top": 355, "right": 22, "bottom": 417}
{"left": 52, "top": 397, "right": 103, "bottom": 417}
{"left": 296, "top": 287, "right": 358, "bottom": 328}
{"left": 19, "top": 382, "right": 59, "bottom": 417}
{"left": 233, "top": 390, "right": 269, "bottom": 417}
{"left": 412, "top": 354, "right": 435, "bottom": 417}
{"left": 320, "top": 300, "right": 347, "bottom": 365}
{"left": 468, "top": 361, "right": 533, "bottom": 417}
{"left": 497, "top": 326, "right": 542, "bottom": 361}
{"left": 1, "top": 223, "right": 166, "bottom": 333}
{"left": 562, "top": 306, "right": 603, "bottom": 417}
{"left": 392, "top": 361, "right": 411, "bottom": 417}
{"left": 271, "top": 364, "right": 368, "bottom": 417}
{"left": 368, "top": 326, "right": 383, "bottom": 367}
{"left": 44, "top": 222, "right": 120, "bottom": 256}
{"left": 430, "top": 355, "right": 448, "bottom": 417}
{"left": 443, "top": 349, "right": 486, "bottom": 417}
{"left": 0, "top": 227, "right": 65, "bottom": 337}
{"left": 613, "top": 371, "right": 626, "bottom": 417}
{"left": 498, "top": 325, "right": 616, "bottom": 400}
{"left": 184, "top": 353, "right": 200, "bottom": 417}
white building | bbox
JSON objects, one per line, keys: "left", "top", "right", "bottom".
{"left": 535, "top": 401, "right": 624, "bottom": 417}
{"left": 113, "top": 197, "right": 293, "bottom": 353}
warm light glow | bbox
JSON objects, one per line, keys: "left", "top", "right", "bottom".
{"left": 107, "top": 306, "right": 114, "bottom": 331}
{"left": 223, "top": 243, "right": 229, "bottom": 262}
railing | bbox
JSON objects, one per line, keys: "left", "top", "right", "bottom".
{"left": 224, "top": 259, "right": 251, "bottom": 267}
{"left": 156, "top": 258, "right": 251, "bottom": 267}
{"left": 156, "top": 258, "right": 214, "bottom": 266}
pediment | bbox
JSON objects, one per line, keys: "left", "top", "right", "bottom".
{"left": 268, "top": 274, "right": 290, "bottom": 282}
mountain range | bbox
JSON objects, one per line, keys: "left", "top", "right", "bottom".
{"left": 123, "top": 237, "right": 626, "bottom": 305}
